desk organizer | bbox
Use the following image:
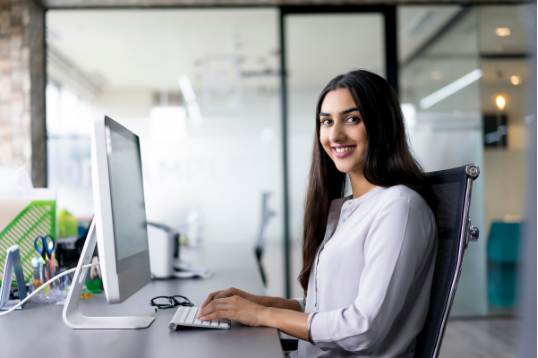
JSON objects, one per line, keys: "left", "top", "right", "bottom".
{"left": 0, "top": 191, "right": 56, "bottom": 284}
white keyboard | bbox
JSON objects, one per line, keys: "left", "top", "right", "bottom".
{"left": 169, "top": 306, "right": 231, "bottom": 331}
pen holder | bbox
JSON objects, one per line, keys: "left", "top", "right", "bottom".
{"left": 29, "top": 267, "right": 70, "bottom": 303}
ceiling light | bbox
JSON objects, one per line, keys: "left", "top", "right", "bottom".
{"left": 496, "top": 27, "right": 511, "bottom": 37}
{"left": 496, "top": 95, "right": 506, "bottom": 110}
{"left": 419, "top": 69, "right": 482, "bottom": 109}
{"left": 511, "top": 76, "right": 521, "bottom": 85}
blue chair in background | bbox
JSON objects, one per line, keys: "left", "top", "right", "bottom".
{"left": 487, "top": 221, "right": 521, "bottom": 307}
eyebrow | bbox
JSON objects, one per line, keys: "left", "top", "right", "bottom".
{"left": 319, "top": 107, "right": 360, "bottom": 117}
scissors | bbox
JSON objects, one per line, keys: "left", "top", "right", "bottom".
{"left": 34, "top": 235, "right": 55, "bottom": 263}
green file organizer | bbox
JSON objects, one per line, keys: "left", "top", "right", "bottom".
{"left": 0, "top": 200, "right": 56, "bottom": 284}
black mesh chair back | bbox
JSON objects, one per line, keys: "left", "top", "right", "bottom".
{"left": 414, "top": 164, "right": 480, "bottom": 358}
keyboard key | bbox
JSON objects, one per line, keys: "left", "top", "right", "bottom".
{"left": 178, "top": 307, "right": 190, "bottom": 323}
{"left": 170, "top": 307, "right": 187, "bottom": 324}
{"left": 185, "top": 308, "right": 198, "bottom": 323}
{"left": 169, "top": 307, "right": 231, "bottom": 330}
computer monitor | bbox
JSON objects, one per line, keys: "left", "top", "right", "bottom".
{"left": 62, "top": 116, "right": 154, "bottom": 330}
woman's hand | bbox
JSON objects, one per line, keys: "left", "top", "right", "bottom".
{"left": 197, "top": 295, "right": 267, "bottom": 327}
{"left": 201, "top": 287, "right": 258, "bottom": 309}
{"left": 201, "top": 287, "right": 303, "bottom": 312}
{"left": 198, "top": 287, "right": 310, "bottom": 340}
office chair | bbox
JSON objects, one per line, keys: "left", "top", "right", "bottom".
{"left": 414, "top": 163, "right": 480, "bottom": 358}
{"left": 254, "top": 192, "right": 276, "bottom": 287}
{"left": 280, "top": 164, "right": 480, "bottom": 356}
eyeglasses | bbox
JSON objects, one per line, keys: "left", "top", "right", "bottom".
{"left": 150, "top": 295, "right": 193, "bottom": 312}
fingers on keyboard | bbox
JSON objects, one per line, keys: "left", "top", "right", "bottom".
{"left": 170, "top": 307, "right": 230, "bottom": 329}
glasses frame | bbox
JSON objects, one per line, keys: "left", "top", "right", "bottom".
{"left": 150, "top": 295, "right": 193, "bottom": 311}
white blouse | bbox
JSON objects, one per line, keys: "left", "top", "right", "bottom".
{"left": 290, "top": 185, "right": 437, "bottom": 358}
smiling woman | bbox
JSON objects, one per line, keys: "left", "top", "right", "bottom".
{"left": 301, "top": 70, "right": 439, "bottom": 294}
{"left": 318, "top": 88, "right": 370, "bottom": 193}
{"left": 198, "top": 70, "right": 439, "bottom": 358}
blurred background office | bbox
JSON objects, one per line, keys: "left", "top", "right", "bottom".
{"left": 0, "top": 1, "right": 535, "bottom": 357}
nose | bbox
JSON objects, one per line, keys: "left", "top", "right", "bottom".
{"left": 329, "top": 121, "right": 346, "bottom": 143}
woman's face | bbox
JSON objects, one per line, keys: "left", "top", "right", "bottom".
{"left": 319, "top": 88, "right": 368, "bottom": 174}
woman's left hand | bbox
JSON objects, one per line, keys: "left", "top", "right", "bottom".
{"left": 196, "top": 295, "right": 267, "bottom": 327}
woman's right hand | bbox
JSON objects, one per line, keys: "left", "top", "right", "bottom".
{"left": 201, "top": 287, "right": 259, "bottom": 309}
{"left": 201, "top": 288, "right": 303, "bottom": 312}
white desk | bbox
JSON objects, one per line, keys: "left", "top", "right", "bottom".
{"left": 0, "top": 243, "right": 284, "bottom": 358}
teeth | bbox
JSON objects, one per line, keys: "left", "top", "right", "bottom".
{"left": 336, "top": 147, "right": 353, "bottom": 153}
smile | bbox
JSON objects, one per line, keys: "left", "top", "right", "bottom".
{"left": 332, "top": 145, "right": 357, "bottom": 158}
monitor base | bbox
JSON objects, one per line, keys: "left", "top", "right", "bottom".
{"left": 62, "top": 220, "right": 155, "bottom": 330}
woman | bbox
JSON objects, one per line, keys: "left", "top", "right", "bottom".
{"left": 197, "top": 70, "right": 438, "bottom": 358}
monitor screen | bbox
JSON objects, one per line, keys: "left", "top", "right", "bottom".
{"left": 105, "top": 118, "right": 149, "bottom": 266}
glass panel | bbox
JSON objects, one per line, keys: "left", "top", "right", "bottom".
{"left": 399, "top": 6, "right": 487, "bottom": 316}
{"left": 479, "top": 4, "right": 532, "bottom": 314}
{"left": 285, "top": 13, "right": 385, "bottom": 298}
{"left": 46, "top": 9, "right": 284, "bottom": 295}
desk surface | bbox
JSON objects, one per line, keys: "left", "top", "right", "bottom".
{"left": 0, "top": 243, "right": 284, "bottom": 358}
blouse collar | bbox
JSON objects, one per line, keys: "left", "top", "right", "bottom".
{"left": 343, "top": 186, "right": 383, "bottom": 206}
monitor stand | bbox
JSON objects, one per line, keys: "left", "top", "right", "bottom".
{"left": 62, "top": 220, "right": 155, "bottom": 329}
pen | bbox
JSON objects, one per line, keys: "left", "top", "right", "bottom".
{"left": 31, "top": 256, "right": 41, "bottom": 290}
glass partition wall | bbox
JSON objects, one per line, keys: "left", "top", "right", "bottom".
{"left": 47, "top": 6, "right": 522, "bottom": 311}
{"left": 398, "top": 6, "right": 487, "bottom": 316}
{"left": 283, "top": 11, "right": 386, "bottom": 299}
{"left": 398, "top": 4, "right": 532, "bottom": 317}
{"left": 46, "top": 9, "right": 286, "bottom": 295}
{"left": 478, "top": 4, "right": 532, "bottom": 315}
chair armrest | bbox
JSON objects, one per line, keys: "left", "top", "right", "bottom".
{"left": 280, "top": 338, "right": 299, "bottom": 351}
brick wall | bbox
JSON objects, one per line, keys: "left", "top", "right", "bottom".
{"left": 0, "top": 0, "right": 46, "bottom": 187}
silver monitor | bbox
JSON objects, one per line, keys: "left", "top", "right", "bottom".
{"left": 62, "top": 115, "right": 154, "bottom": 330}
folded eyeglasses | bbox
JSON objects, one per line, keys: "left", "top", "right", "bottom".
{"left": 150, "top": 295, "right": 194, "bottom": 312}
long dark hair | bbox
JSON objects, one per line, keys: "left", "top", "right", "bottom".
{"left": 299, "top": 70, "right": 437, "bottom": 295}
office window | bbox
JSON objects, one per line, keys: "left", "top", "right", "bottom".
{"left": 46, "top": 9, "right": 285, "bottom": 295}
